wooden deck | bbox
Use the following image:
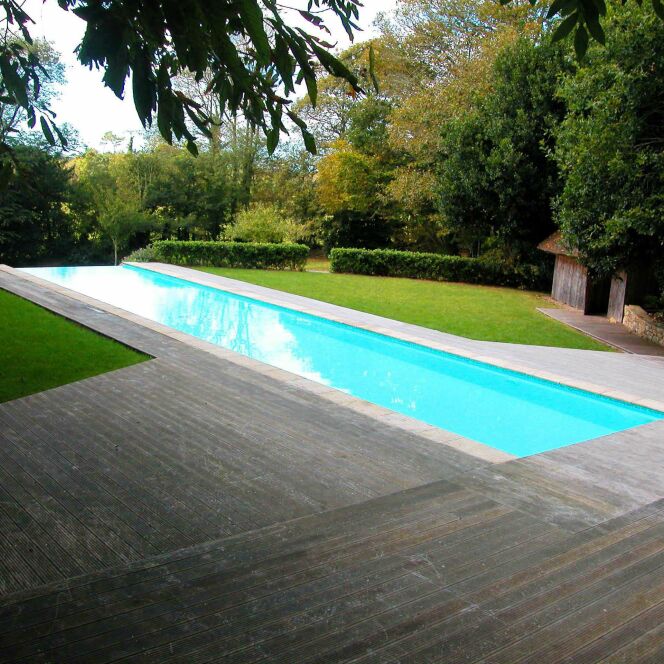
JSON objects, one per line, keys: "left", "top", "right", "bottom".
{"left": 1, "top": 268, "right": 663, "bottom": 662}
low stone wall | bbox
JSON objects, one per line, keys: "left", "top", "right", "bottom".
{"left": 623, "top": 305, "right": 664, "bottom": 347}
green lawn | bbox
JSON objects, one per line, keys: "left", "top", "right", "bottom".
{"left": 199, "top": 267, "right": 611, "bottom": 351}
{"left": 0, "top": 289, "right": 147, "bottom": 403}
{"left": 305, "top": 257, "right": 331, "bottom": 272}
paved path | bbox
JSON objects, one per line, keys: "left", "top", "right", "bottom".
{"left": 540, "top": 307, "right": 664, "bottom": 356}
{"left": 0, "top": 266, "right": 663, "bottom": 662}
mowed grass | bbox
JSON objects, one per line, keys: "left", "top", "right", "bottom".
{"left": 305, "top": 257, "right": 331, "bottom": 272}
{"left": 0, "top": 289, "right": 147, "bottom": 403}
{"left": 198, "top": 267, "right": 611, "bottom": 351}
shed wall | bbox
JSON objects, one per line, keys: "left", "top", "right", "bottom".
{"left": 608, "top": 271, "right": 627, "bottom": 322}
{"left": 551, "top": 255, "right": 588, "bottom": 310}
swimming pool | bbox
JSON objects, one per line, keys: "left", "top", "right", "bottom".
{"left": 20, "top": 264, "right": 662, "bottom": 457}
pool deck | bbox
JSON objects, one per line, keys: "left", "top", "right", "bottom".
{"left": 539, "top": 307, "right": 664, "bottom": 356}
{"left": 0, "top": 263, "right": 663, "bottom": 662}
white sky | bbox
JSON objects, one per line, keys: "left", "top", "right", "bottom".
{"left": 24, "top": 0, "right": 398, "bottom": 150}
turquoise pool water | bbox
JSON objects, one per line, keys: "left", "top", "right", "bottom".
{"left": 21, "top": 264, "right": 662, "bottom": 457}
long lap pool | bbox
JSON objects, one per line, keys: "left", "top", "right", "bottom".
{"left": 21, "top": 264, "right": 662, "bottom": 457}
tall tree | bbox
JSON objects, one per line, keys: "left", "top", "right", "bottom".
{"left": 73, "top": 151, "right": 153, "bottom": 264}
{"left": 436, "top": 36, "right": 567, "bottom": 259}
{"left": 382, "top": 1, "right": 545, "bottom": 248}
{"left": 316, "top": 138, "right": 397, "bottom": 250}
{"left": 0, "top": 145, "right": 73, "bottom": 265}
{"left": 554, "top": 2, "right": 664, "bottom": 281}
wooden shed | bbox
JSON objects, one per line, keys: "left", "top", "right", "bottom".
{"left": 538, "top": 232, "right": 642, "bottom": 322}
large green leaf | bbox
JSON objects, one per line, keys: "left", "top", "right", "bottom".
{"left": 237, "top": 1, "right": 271, "bottom": 67}
{"left": 574, "top": 25, "right": 589, "bottom": 59}
{"left": 552, "top": 12, "right": 579, "bottom": 42}
{"left": 39, "top": 116, "right": 55, "bottom": 145}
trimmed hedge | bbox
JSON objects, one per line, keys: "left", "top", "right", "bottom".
{"left": 329, "top": 248, "right": 551, "bottom": 291}
{"left": 149, "top": 240, "right": 309, "bottom": 270}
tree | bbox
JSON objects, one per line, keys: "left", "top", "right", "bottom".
{"left": 0, "top": 38, "right": 81, "bottom": 155}
{"left": 0, "top": 145, "right": 74, "bottom": 265}
{"left": 436, "top": 37, "right": 567, "bottom": 259}
{"left": 554, "top": 2, "right": 664, "bottom": 281}
{"left": 293, "top": 39, "right": 407, "bottom": 146}
{"left": 141, "top": 144, "right": 245, "bottom": 240}
{"left": 376, "top": 0, "right": 543, "bottom": 90}
{"left": 0, "top": 39, "right": 63, "bottom": 142}
{"left": 316, "top": 139, "right": 397, "bottom": 249}
{"left": 100, "top": 131, "right": 126, "bottom": 153}
{"left": 225, "top": 204, "right": 302, "bottom": 243}
{"left": 252, "top": 149, "right": 321, "bottom": 225}
{"left": 502, "top": 0, "right": 664, "bottom": 60}
{"left": 1, "top": 0, "right": 663, "bottom": 184}
{"left": 377, "top": 1, "right": 545, "bottom": 252}
{"left": 73, "top": 151, "right": 153, "bottom": 264}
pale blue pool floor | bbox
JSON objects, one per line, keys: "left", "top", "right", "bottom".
{"left": 20, "top": 264, "right": 663, "bottom": 458}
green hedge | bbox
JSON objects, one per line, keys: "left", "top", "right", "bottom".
{"left": 329, "top": 248, "right": 550, "bottom": 291}
{"left": 149, "top": 240, "right": 309, "bottom": 270}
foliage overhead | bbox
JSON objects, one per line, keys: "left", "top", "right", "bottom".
{"left": 502, "top": 0, "right": 664, "bottom": 59}
{"left": 0, "top": 0, "right": 365, "bottom": 175}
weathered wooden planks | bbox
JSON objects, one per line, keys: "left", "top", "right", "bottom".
{"left": 0, "top": 494, "right": 661, "bottom": 663}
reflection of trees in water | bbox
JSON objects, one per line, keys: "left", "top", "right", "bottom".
{"left": 157, "top": 289, "right": 255, "bottom": 354}
{"left": 216, "top": 298, "right": 255, "bottom": 356}
{"left": 156, "top": 287, "right": 300, "bottom": 361}
{"left": 163, "top": 288, "right": 382, "bottom": 393}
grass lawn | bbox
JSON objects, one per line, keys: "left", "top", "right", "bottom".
{"left": 305, "top": 257, "right": 331, "bottom": 272}
{"left": 0, "top": 289, "right": 147, "bottom": 403}
{"left": 198, "top": 267, "right": 611, "bottom": 351}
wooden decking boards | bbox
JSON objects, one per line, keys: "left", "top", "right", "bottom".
{"left": 1, "top": 267, "right": 663, "bottom": 662}
{"left": 1, "top": 491, "right": 662, "bottom": 663}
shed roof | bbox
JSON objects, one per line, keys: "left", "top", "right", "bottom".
{"left": 537, "top": 231, "right": 579, "bottom": 257}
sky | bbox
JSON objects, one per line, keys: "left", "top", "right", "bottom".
{"left": 23, "top": 0, "right": 398, "bottom": 150}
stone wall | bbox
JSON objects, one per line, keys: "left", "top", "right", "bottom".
{"left": 623, "top": 305, "right": 664, "bottom": 347}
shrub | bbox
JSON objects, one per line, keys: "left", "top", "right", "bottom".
{"left": 123, "top": 245, "right": 158, "bottom": 262}
{"left": 329, "top": 248, "right": 550, "bottom": 291}
{"left": 151, "top": 240, "right": 309, "bottom": 270}
{"left": 224, "top": 204, "right": 304, "bottom": 244}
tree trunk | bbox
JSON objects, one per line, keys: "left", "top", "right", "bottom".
{"left": 113, "top": 241, "right": 118, "bottom": 266}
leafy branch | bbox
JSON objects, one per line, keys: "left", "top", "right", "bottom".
{"left": 501, "top": 0, "right": 664, "bottom": 59}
